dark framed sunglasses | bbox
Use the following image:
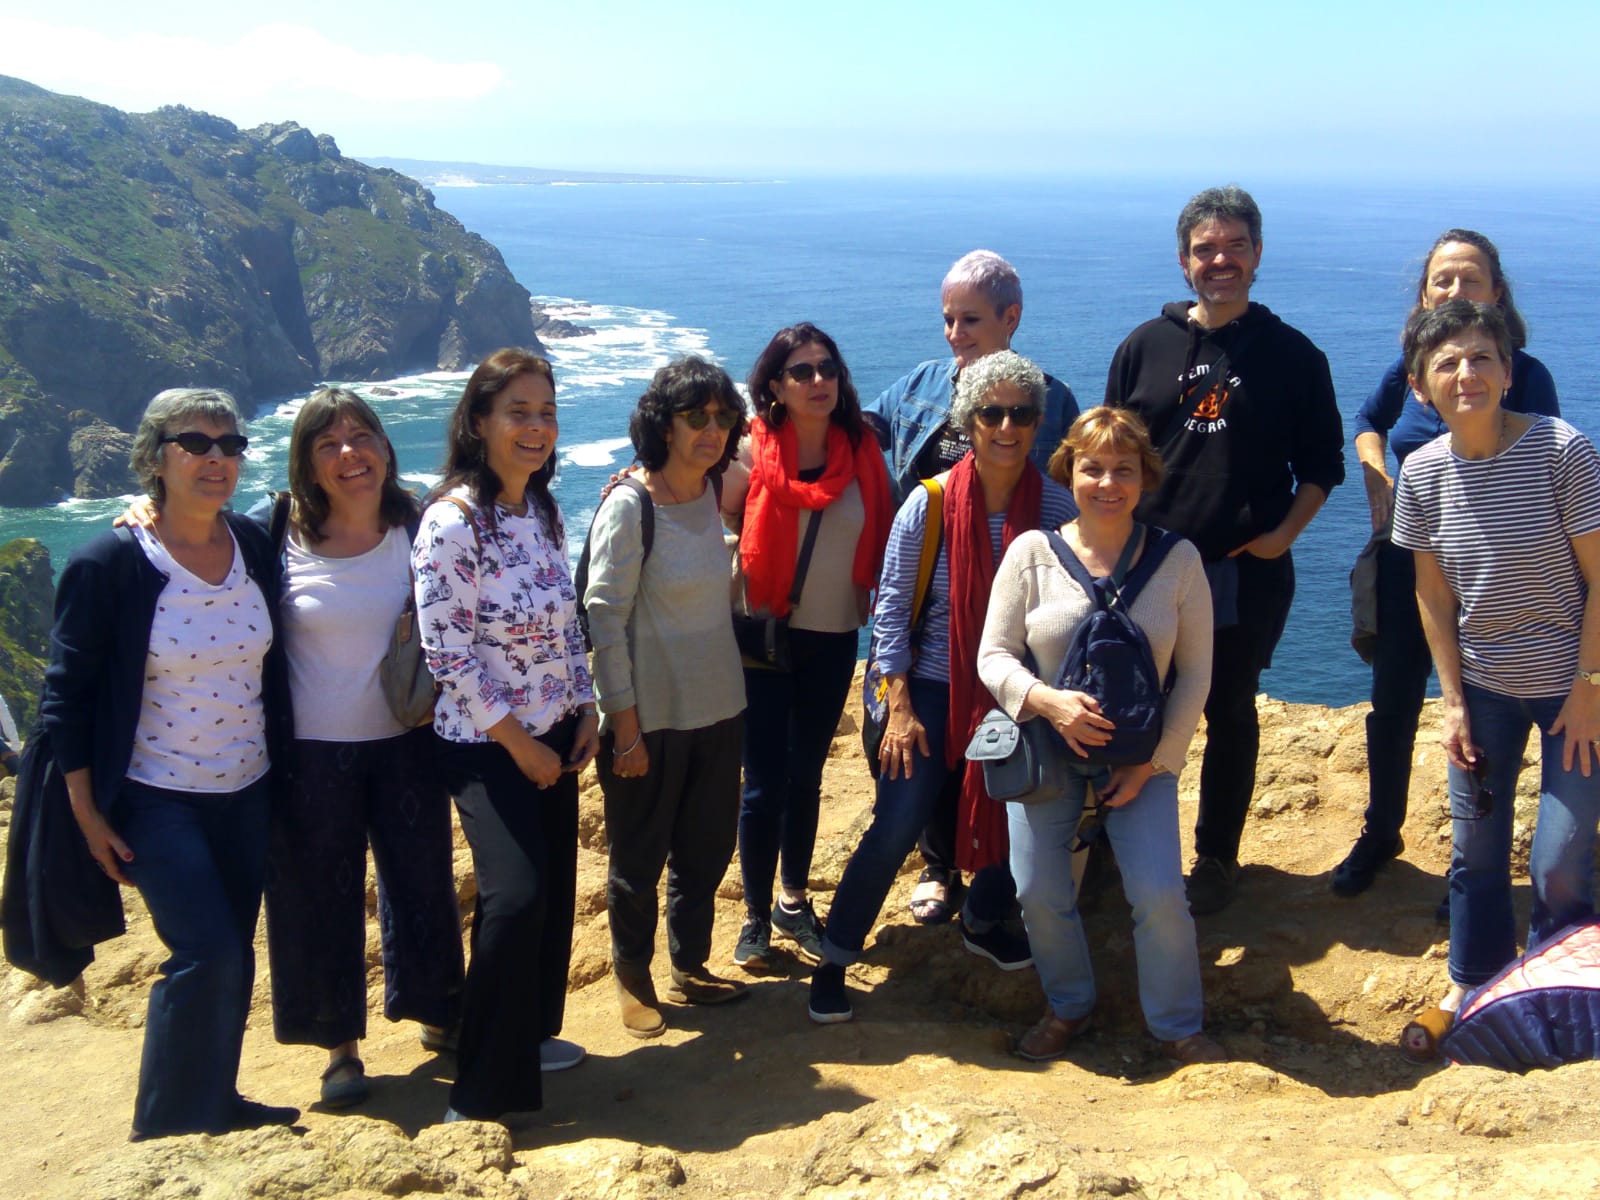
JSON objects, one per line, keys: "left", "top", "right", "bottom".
{"left": 781, "top": 359, "right": 840, "bottom": 384}
{"left": 973, "top": 404, "right": 1041, "bottom": 429}
{"left": 677, "top": 407, "right": 740, "bottom": 431}
{"left": 1460, "top": 753, "right": 1494, "bottom": 820}
{"left": 161, "top": 432, "right": 249, "bottom": 457}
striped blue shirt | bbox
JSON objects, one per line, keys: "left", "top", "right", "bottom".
{"left": 1393, "top": 417, "right": 1600, "bottom": 698}
{"left": 871, "top": 476, "right": 1077, "bottom": 684}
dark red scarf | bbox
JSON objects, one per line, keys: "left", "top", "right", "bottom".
{"left": 945, "top": 452, "right": 1043, "bottom": 873}
{"left": 739, "top": 419, "right": 892, "bottom": 617}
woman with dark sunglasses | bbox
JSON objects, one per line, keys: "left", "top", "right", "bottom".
{"left": 808, "top": 350, "right": 1077, "bottom": 1024}
{"left": 42, "top": 389, "right": 298, "bottom": 1139}
{"left": 719, "top": 324, "right": 893, "bottom": 971}
{"left": 1392, "top": 301, "right": 1600, "bottom": 1062}
{"left": 583, "top": 358, "right": 752, "bottom": 1036}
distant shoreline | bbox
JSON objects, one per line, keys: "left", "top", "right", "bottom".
{"left": 361, "top": 156, "right": 773, "bottom": 187}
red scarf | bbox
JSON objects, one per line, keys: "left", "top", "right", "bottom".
{"left": 740, "top": 419, "right": 892, "bottom": 617}
{"left": 944, "top": 452, "right": 1043, "bottom": 873}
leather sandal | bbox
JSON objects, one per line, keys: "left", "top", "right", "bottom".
{"left": 319, "top": 1055, "right": 369, "bottom": 1108}
{"left": 909, "top": 868, "right": 954, "bottom": 925}
{"left": 1015, "top": 1011, "right": 1092, "bottom": 1061}
{"left": 1400, "top": 1005, "right": 1455, "bottom": 1063}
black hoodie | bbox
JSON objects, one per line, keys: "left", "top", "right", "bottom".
{"left": 1104, "top": 302, "right": 1344, "bottom": 562}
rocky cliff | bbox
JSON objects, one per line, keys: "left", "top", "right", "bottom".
{"left": 0, "top": 75, "right": 544, "bottom": 504}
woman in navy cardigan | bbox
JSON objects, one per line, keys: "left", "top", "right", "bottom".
{"left": 41, "top": 388, "right": 295, "bottom": 1141}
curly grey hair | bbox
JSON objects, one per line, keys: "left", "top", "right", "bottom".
{"left": 129, "top": 388, "right": 246, "bottom": 504}
{"left": 950, "top": 350, "right": 1046, "bottom": 433}
{"left": 941, "top": 249, "right": 1023, "bottom": 316}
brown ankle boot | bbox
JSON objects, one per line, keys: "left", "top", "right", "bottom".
{"left": 615, "top": 970, "right": 666, "bottom": 1039}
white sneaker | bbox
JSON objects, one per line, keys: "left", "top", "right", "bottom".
{"left": 540, "top": 1036, "right": 587, "bottom": 1072}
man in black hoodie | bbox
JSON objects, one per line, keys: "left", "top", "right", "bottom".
{"left": 1105, "top": 185, "right": 1344, "bottom": 915}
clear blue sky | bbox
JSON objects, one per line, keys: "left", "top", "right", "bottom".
{"left": 2, "top": 1, "right": 1596, "bottom": 178}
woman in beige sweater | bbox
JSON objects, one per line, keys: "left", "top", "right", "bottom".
{"left": 978, "top": 407, "right": 1221, "bottom": 1064}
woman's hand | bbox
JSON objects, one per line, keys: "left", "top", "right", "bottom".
{"left": 612, "top": 736, "right": 649, "bottom": 779}
{"left": 1098, "top": 761, "right": 1155, "bottom": 808}
{"left": 600, "top": 464, "right": 640, "bottom": 499}
{"left": 879, "top": 703, "right": 929, "bottom": 781}
{"left": 1362, "top": 461, "right": 1394, "bottom": 533}
{"left": 112, "top": 496, "right": 160, "bottom": 531}
{"left": 1439, "top": 700, "right": 1478, "bottom": 771}
{"left": 1031, "top": 686, "right": 1114, "bottom": 756}
{"left": 568, "top": 710, "right": 600, "bottom": 773}
{"left": 1551, "top": 682, "right": 1600, "bottom": 776}
{"left": 66, "top": 776, "right": 133, "bottom": 886}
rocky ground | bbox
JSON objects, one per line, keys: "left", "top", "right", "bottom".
{"left": 3, "top": 680, "right": 1598, "bottom": 1199}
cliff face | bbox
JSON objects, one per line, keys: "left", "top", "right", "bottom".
{"left": 0, "top": 76, "right": 544, "bottom": 504}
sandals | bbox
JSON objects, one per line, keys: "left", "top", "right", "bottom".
{"left": 319, "top": 1055, "right": 369, "bottom": 1108}
{"left": 1400, "top": 1005, "right": 1455, "bottom": 1063}
{"left": 910, "top": 868, "right": 955, "bottom": 926}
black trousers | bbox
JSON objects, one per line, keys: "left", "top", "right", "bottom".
{"left": 437, "top": 716, "right": 579, "bottom": 1119}
{"left": 1193, "top": 552, "right": 1295, "bottom": 864}
{"left": 597, "top": 715, "right": 743, "bottom": 973}
{"left": 265, "top": 727, "right": 464, "bottom": 1048}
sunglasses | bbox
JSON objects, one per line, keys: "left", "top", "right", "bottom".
{"left": 677, "top": 407, "right": 740, "bottom": 431}
{"left": 781, "top": 359, "right": 840, "bottom": 384}
{"left": 973, "top": 404, "right": 1041, "bottom": 429}
{"left": 1460, "top": 753, "right": 1494, "bottom": 820}
{"left": 161, "top": 432, "right": 249, "bottom": 457}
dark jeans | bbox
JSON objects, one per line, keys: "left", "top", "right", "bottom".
{"left": 1194, "top": 551, "right": 1295, "bottom": 864}
{"left": 436, "top": 716, "right": 579, "bottom": 1120}
{"left": 116, "top": 776, "right": 270, "bottom": 1139}
{"left": 598, "top": 715, "right": 743, "bottom": 973}
{"left": 265, "top": 727, "right": 464, "bottom": 1048}
{"left": 738, "top": 628, "right": 858, "bottom": 918}
{"left": 1361, "top": 538, "right": 1434, "bottom": 841}
{"left": 822, "top": 680, "right": 1016, "bottom": 962}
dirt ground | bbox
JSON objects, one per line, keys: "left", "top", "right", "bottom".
{"left": 4, "top": 684, "right": 1599, "bottom": 1199}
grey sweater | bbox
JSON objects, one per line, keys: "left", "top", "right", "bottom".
{"left": 584, "top": 484, "right": 745, "bottom": 733}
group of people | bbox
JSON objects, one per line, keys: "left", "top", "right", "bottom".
{"left": 33, "top": 184, "right": 1599, "bottom": 1139}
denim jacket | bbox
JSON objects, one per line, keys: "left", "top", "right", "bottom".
{"left": 862, "top": 358, "right": 1079, "bottom": 500}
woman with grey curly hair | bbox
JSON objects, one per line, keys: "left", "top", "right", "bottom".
{"left": 44, "top": 387, "right": 299, "bottom": 1139}
{"left": 808, "top": 350, "right": 1078, "bottom": 1024}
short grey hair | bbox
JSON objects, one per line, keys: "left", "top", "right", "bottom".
{"left": 129, "top": 388, "right": 246, "bottom": 504}
{"left": 941, "top": 249, "right": 1023, "bottom": 316}
{"left": 951, "top": 350, "right": 1046, "bottom": 433}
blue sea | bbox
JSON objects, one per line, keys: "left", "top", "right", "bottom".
{"left": 3, "top": 177, "right": 1598, "bottom": 707}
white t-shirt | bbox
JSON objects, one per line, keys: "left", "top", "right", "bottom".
{"left": 127, "top": 526, "right": 272, "bottom": 792}
{"left": 281, "top": 523, "right": 413, "bottom": 742}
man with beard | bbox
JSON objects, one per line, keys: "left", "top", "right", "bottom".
{"left": 1104, "top": 185, "right": 1344, "bottom": 915}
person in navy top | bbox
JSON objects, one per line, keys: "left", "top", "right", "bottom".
{"left": 1333, "top": 231, "right": 1561, "bottom": 899}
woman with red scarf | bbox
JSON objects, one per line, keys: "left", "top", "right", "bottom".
{"left": 806, "top": 350, "right": 1078, "bottom": 1024}
{"left": 721, "top": 324, "right": 893, "bottom": 971}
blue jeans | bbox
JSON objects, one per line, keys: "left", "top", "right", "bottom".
{"left": 1009, "top": 764, "right": 1203, "bottom": 1041}
{"left": 821, "top": 679, "right": 1016, "bottom": 962}
{"left": 739, "top": 628, "right": 859, "bottom": 918}
{"left": 116, "top": 776, "right": 270, "bottom": 1138}
{"left": 1448, "top": 683, "right": 1600, "bottom": 987}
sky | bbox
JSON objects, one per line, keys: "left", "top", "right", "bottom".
{"left": 1, "top": 1, "right": 1597, "bottom": 178}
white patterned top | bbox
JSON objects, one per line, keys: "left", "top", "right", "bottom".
{"left": 413, "top": 489, "right": 594, "bottom": 743}
{"left": 126, "top": 525, "right": 272, "bottom": 792}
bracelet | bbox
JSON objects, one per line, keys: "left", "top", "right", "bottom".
{"left": 611, "top": 731, "right": 643, "bottom": 757}
{"left": 578, "top": 704, "right": 597, "bottom": 717}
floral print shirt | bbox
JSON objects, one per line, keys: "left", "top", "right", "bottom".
{"left": 413, "top": 490, "right": 594, "bottom": 743}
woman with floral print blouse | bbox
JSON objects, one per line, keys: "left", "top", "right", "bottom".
{"left": 414, "top": 349, "right": 599, "bottom": 1125}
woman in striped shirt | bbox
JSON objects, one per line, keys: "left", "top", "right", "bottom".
{"left": 1392, "top": 300, "right": 1600, "bottom": 1061}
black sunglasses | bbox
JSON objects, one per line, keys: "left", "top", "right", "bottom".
{"left": 973, "top": 404, "right": 1041, "bottom": 429}
{"left": 781, "top": 359, "right": 840, "bottom": 384}
{"left": 677, "top": 407, "right": 740, "bottom": 431}
{"left": 161, "top": 432, "right": 249, "bottom": 457}
{"left": 1460, "top": 753, "right": 1494, "bottom": 820}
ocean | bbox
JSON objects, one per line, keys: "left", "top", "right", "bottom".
{"left": 3, "top": 176, "right": 1597, "bottom": 708}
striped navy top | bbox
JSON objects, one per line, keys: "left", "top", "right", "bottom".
{"left": 871, "top": 476, "right": 1077, "bottom": 685}
{"left": 1392, "top": 417, "right": 1600, "bottom": 698}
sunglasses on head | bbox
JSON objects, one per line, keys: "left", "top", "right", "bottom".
{"left": 973, "top": 404, "right": 1040, "bottom": 429}
{"left": 781, "top": 359, "right": 840, "bottom": 384}
{"left": 160, "top": 432, "right": 249, "bottom": 457}
{"left": 677, "top": 406, "right": 740, "bottom": 431}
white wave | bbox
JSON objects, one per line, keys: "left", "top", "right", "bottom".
{"left": 402, "top": 471, "right": 441, "bottom": 487}
{"left": 562, "top": 437, "right": 632, "bottom": 468}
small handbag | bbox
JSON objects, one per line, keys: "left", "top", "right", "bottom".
{"left": 379, "top": 591, "right": 438, "bottom": 727}
{"left": 732, "top": 504, "right": 825, "bottom": 672}
{"left": 964, "top": 706, "right": 1063, "bottom": 805}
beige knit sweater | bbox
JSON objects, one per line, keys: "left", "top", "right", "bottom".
{"left": 977, "top": 528, "right": 1214, "bottom": 773}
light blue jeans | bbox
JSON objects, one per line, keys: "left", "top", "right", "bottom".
{"left": 1008, "top": 764, "right": 1203, "bottom": 1042}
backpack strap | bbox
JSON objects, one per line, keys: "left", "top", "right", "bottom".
{"left": 266, "top": 491, "right": 292, "bottom": 558}
{"left": 573, "top": 477, "right": 655, "bottom": 649}
{"left": 442, "top": 496, "right": 483, "bottom": 556}
{"left": 1042, "top": 529, "right": 1101, "bottom": 607}
{"left": 910, "top": 477, "right": 943, "bottom": 629}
